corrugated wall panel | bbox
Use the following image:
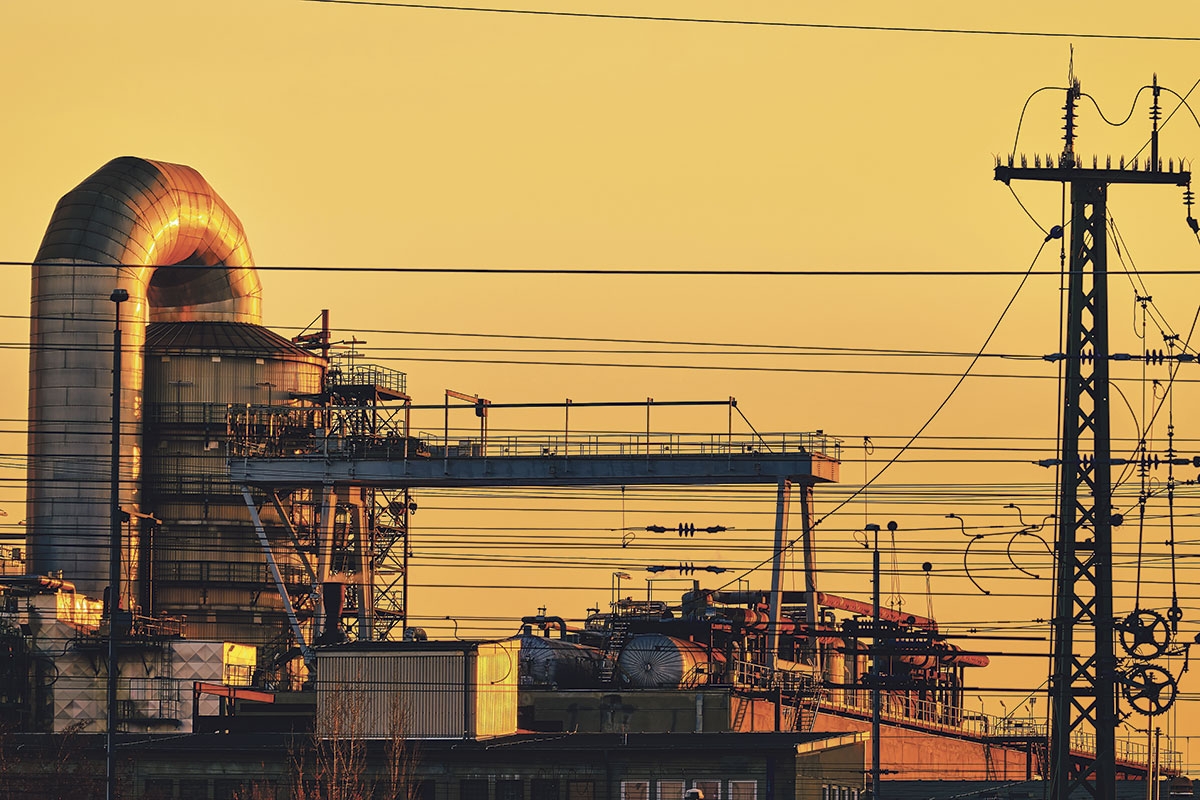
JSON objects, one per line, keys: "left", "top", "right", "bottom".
{"left": 318, "top": 651, "right": 467, "bottom": 739}
{"left": 315, "top": 649, "right": 515, "bottom": 739}
{"left": 142, "top": 343, "right": 323, "bottom": 643}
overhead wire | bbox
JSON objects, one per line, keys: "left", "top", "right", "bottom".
{"left": 10, "top": 260, "right": 1200, "bottom": 276}
{"left": 705, "top": 233, "right": 1063, "bottom": 594}
{"left": 302, "top": 1, "right": 1200, "bottom": 42}
{"left": 810, "top": 233, "right": 1058, "bottom": 529}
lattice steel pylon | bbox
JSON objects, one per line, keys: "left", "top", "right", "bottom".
{"left": 994, "top": 78, "right": 1191, "bottom": 800}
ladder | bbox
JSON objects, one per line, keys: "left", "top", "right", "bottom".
{"left": 732, "top": 694, "right": 750, "bottom": 731}
{"left": 793, "top": 687, "right": 826, "bottom": 732}
{"left": 599, "top": 616, "right": 631, "bottom": 684}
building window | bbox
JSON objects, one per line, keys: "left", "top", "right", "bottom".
{"left": 462, "top": 779, "right": 490, "bottom": 800}
{"left": 413, "top": 780, "right": 436, "bottom": 800}
{"left": 658, "top": 782, "right": 686, "bottom": 800}
{"left": 693, "top": 782, "right": 721, "bottom": 800}
{"left": 729, "top": 782, "right": 757, "bottom": 800}
{"left": 498, "top": 780, "right": 524, "bottom": 800}
{"left": 622, "top": 782, "right": 650, "bottom": 800}
{"left": 532, "top": 779, "right": 559, "bottom": 800}
{"left": 567, "top": 781, "right": 595, "bottom": 800}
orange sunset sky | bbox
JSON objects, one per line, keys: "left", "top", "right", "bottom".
{"left": 4, "top": 0, "right": 1200, "bottom": 766}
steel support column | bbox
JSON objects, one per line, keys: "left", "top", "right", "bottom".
{"left": 316, "top": 483, "right": 337, "bottom": 635}
{"left": 767, "top": 478, "right": 791, "bottom": 670}
{"left": 353, "top": 495, "right": 375, "bottom": 640}
{"left": 241, "top": 487, "right": 312, "bottom": 663}
{"left": 797, "top": 484, "right": 819, "bottom": 657}
{"left": 1051, "top": 179, "right": 1116, "bottom": 800}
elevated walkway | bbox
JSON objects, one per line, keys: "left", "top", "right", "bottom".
{"left": 226, "top": 400, "right": 840, "bottom": 659}
{"left": 230, "top": 430, "right": 840, "bottom": 488}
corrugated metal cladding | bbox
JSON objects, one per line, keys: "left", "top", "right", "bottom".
{"left": 154, "top": 586, "right": 286, "bottom": 610}
{"left": 315, "top": 644, "right": 517, "bottom": 740}
{"left": 146, "top": 321, "right": 322, "bottom": 360}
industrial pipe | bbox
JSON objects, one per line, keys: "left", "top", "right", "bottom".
{"left": 28, "top": 157, "right": 262, "bottom": 598}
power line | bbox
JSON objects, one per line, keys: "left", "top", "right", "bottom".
{"left": 303, "top": 0, "right": 1200, "bottom": 43}
{"left": 11, "top": 261, "right": 1200, "bottom": 276}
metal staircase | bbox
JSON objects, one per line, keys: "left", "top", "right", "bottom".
{"left": 599, "top": 616, "right": 631, "bottom": 684}
{"left": 792, "top": 686, "right": 826, "bottom": 732}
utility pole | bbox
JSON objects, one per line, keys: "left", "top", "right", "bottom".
{"left": 863, "top": 521, "right": 895, "bottom": 800}
{"left": 994, "top": 76, "right": 1191, "bottom": 800}
{"left": 107, "top": 287, "right": 128, "bottom": 800}
{"left": 866, "top": 523, "right": 882, "bottom": 800}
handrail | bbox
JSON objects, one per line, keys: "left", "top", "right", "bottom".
{"left": 225, "top": 400, "right": 843, "bottom": 463}
{"left": 231, "top": 421, "right": 841, "bottom": 463}
{"left": 819, "top": 693, "right": 1181, "bottom": 772}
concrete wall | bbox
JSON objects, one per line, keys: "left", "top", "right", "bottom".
{"left": 795, "top": 736, "right": 868, "bottom": 800}
{"left": 812, "top": 712, "right": 1038, "bottom": 781}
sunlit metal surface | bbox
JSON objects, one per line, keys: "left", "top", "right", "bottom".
{"left": 28, "top": 157, "right": 262, "bottom": 597}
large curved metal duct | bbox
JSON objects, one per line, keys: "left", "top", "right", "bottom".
{"left": 28, "top": 156, "right": 262, "bottom": 598}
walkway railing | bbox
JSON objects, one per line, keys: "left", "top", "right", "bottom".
{"left": 419, "top": 431, "right": 841, "bottom": 461}
{"left": 230, "top": 413, "right": 840, "bottom": 464}
{"left": 226, "top": 399, "right": 843, "bottom": 464}
{"left": 819, "top": 694, "right": 1181, "bottom": 772}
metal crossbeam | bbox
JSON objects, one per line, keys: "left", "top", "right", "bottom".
{"left": 231, "top": 449, "right": 839, "bottom": 488}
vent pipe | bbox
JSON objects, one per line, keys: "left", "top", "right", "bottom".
{"left": 28, "top": 156, "right": 262, "bottom": 598}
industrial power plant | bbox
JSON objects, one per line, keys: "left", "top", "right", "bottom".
{"left": 0, "top": 156, "right": 1188, "bottom": 800}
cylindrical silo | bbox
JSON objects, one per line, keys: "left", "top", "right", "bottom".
{"left": 142, "top": 321, "right": 324, "bottom": 647}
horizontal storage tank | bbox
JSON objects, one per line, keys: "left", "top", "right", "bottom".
{"left": 617, "top": 634, "right": 722, "bottom": 689}
{"left": 514, "top": 635, "right": 606, "bottom": 688}
{"left": 314, "top": 642, "right": 517, "bottom": 739}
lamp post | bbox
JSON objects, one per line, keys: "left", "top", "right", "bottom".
{"left": 863, "top": 520, "right": 897, "bottom": 800}
{"left": 107, "top": 287, "right": 128, "bottom": 800}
